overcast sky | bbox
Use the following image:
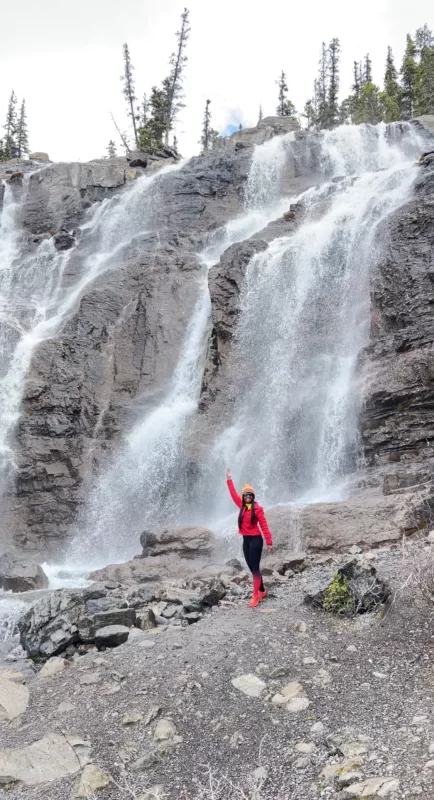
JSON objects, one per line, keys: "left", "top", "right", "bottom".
{"left": 1, "top": 0, "right": 432, "bottom": 162}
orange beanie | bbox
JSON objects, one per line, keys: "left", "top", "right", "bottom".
{"left": 242, "top": 483, "right": 255, "bottom": 496}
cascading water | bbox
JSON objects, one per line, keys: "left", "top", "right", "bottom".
{"left": 203, "top": 123, "right": 424, "bottom": 518}
{"left": 78, "top": 136, "right": 294, "bottom": 565}
{"left": 0, "top": 161, "right": 185, "bottom": 635}
{"left": 0, "top": 122, "right": 426, "bottom": 599}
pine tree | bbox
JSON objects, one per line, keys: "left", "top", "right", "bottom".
{"left": 138, "top": 86, "right": 167, "bottom": 153}
{"left": 140, "top": 94, "right": 149, "bottom": 127}
{"left": 258, "top": 103, "right": 263, "bottom": 122}
{"left": 384, "top": 47, "right": 400, "bottom": 101}
{"left": 400, "top": 34, "right": 419, "bottom": 119}
{"left": 121, "top": 43, "right": 138, "bottom": 147}
{"left": 415, "top": 24, "right": 434, "bottom": 54}
{"left": 107, "top": 140, "right": 117, "bottom": 158}
{"left": 339, "top": 97, "right": 351, "bottom": 125}
{"left": 199, "top": 98, "right": 219, "bottom": 152}
{"left": 327, "top": 37, "right": 340, "bottom": 128}
{"left": 276, "top": 71, "right": 288, "bottom": 115}
{"left": 356, "top": 82, "right": 382, "bottom": 124}
{"left": 364, "top": 53, "right": 373, "bottom": 84}
{"left": 316, "top": 43, "right": 329, "bottom": 129}
{"left": 3, "top": 90, "right": 18, "bottom": 159}
{"left": 16, "top": 99, "right": 29, "bottom": 158}
{"left": 163, "top": 7, "right": 191, "bottom": 146}
{"left": 302, "top": 99, "right": 315, "bottom": 130}
{"left": 415, "top": 26, "right": 434, "bottom": 115}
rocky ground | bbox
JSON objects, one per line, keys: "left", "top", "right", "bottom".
{"left": 1, "top": 536, "right": 433, "bottom": 800}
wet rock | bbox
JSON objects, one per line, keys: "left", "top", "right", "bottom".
{"left": 0, "top": 552, "right": 48, "bottom": 592}
{"left": 127, "top": 150, "right": 149, "bottom": 168}
{"left": 19, "top": 589, "right": 86, "bottom": 658}
{"left": 304, "top": 560, "right": 390, "bottom": 615}
{"left": 140, "top": 525, "right": 215, "bottom": 559}
{"left": 94, "top": 625, "right": 130, "bottom": 648}
{"left": 262, "top": 550, "right": 307, "bottom": 576}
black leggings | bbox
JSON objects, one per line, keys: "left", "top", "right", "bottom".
{"left": 242, "top": 535, "right": 265, "bottom": 591}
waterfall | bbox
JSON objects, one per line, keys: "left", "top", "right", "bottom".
{"left": 205, "top": 123, "right": 424, "bottom": 518}
{"left": 0, "top": 122, "right": 426, "bottom": 583}
{"left": 77, "top": 136, "right": 293, "bottom": 565}
{"left": 0, "top": 162, "right": 184, "bottom": 497}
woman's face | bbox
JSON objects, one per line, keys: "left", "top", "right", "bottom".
{"left": 243, "top": 492, "right": 254, "bottom": 502}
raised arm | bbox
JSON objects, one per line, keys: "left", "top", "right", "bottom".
{"left": 226, "top": 468, "right": 242, "bottom": 508}
{"left": 256, "top": 505, "right": 273, "bottom": 547}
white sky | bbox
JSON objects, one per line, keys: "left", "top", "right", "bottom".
{"left": 1, "top": 0, "right": 432, "bottom": 162}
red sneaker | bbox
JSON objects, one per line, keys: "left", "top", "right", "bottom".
{"left": 248, "top": 594, "right": 260, "bottom": 608}
{"left": 258, "top": 590, "right": 267, "bottom": 602}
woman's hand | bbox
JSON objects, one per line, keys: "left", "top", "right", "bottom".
{"left": 226, "top": 467, "right": 231, "bottom": 480}
{"left": 267, "top": 545, "right": 272, "bottom": 552}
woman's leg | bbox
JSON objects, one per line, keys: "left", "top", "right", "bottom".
{"left": 249, "top": 536, "right": 264, "bottom": 593}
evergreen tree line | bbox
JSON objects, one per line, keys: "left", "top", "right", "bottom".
{"left": 109, "top": 7, "right": 190, "bottom": 156}
{"left": 0, "top": 91, "right": 30, "bottom": 161}
{"left": 296, "top": 23, "right": 434, "bottom": 129}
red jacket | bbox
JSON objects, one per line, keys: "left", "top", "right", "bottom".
{"left": 227, "top": 479, "right": 272, "bottom": 546}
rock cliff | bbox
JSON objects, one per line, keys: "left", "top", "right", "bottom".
{"left": 1, "top": 117, "right": 434, "bottom": 555}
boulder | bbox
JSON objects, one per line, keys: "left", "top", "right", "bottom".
{"left": 140, "top": 525, "right": 215, "bottom": 559}
{"left": 0, "top": 552, "right": 48, "bottom": 593}
{"left": 89, "top": 555, "right": 199, "bottom": 585}
{"left": 127, "top": 150, "right": 148, "bottom": 168}
{"left": 267, "top": 486, "right": 433, "bottom": 553}
{"left": 94, "top": 625, "right": 130, "bottom": 648}
{"left": 0, "top": 733, "right": 90, "bottom": 787}
{"left": 304, "top": 560, "right": 390, "bottom": 615}
{"left": 53, "top": 229, "right": 75, "bottom": 251}
{"left": 262, "top": 551, "right": 306, "bottom": 576}
{"left": 19, "top": 589, "right": 85, "bottom": 658}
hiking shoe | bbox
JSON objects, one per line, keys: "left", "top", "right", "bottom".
{"left": 248, "top": 594, "right": 260, "bottom": 608}
{"left": 258, "top": 590, "right": 267, "bottom": 602}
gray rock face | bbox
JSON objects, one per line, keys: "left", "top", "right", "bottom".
{"left": 359, "top": 154, "right": 434, "bottom": 521}
{"left": 215, "top": 116, "right": 300, "bottom": 151}
{"left": 0, "top": 552, "right": 48, "bottom": 593}
{"left": 4, "top": 145, "right": 251, "bottom": 552}
{"left": 140, "top": 526, "right": 215, "bottom": 558}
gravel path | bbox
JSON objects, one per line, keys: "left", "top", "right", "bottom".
{"left": 1, "top": 544, "right": 433, "bottom": 800}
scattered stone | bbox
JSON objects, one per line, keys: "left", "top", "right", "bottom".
{"left": 154, "top": 718, "right": 176, "bottom": 741}
{"left": 303, "top": 656, "right": 317, "bottom": 665}
{"left": 250, "top": 766, "right": 268, "bottom": 785}
{"left": 137, "top": 786, "right": 165, "bottom": 800}
{"left": 295, "top": 621, "right": 307, "bottom": 633}
{"left": 38, "top": 656, "right": 67, "bottom": 679}
{"left": 315, "top": 668, "right": 332, "bottom": 686}
{"left": 144, "top": 706, "right": 161, "bottom": 726}
{"left": 336, "top": 771, "right": 364, "bottom": 787}
{"left": 272, "top": 681, "right": 310, "bottom": 712}
{"left": 136, "top": 608, "right": 157, "bottom": 630}
{"left": 311, "top": 722, "right": 325, "bottom": 736}
{"left": 0, "top": 733, "right": 90, "bottom": 786}
{"left": 57, "top": 702, "right": 76, "bottom": 714}
{"left": 294, "top": 756, "right": 310, "bottom": 768}
{"left": 342, "top": 776, "right": 399, "bottom": 797}
{"left": 295, "top": 742, "right": 315, "bottom": 753}
{"left": 347, "top": 645, "right": 357, "bottom": 653}
{"left": 0, "top": 675, "right": 29, "bottom": 721}
{"left": 230, "top": 731, "right": 244, "bottom": 748}
{"left": 94, "top": 625, "right": 130, "bottom": 649}
{"left": 79, "top": 673, "right": 101, "bottom": 686}
{"left": 131, "top": 752, "right": 160, "bottom": 771}
{"left": 128, "top": 627, "right": 145, "bottom": 642}
{"left": 424, "top": 760, "right": 434, "bottom": 770}
{"left": 231, "top": 673, "right": 266, "bottom": 698}
{"left": 75, "top": 764, "right": 111, "bottom": 797}
{"left": 123, "top": 711, "right": 143, "bottom": 725}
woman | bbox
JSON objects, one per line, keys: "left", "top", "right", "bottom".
{"left": 226, "top": 468, "right": 273, "bottom": 608}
